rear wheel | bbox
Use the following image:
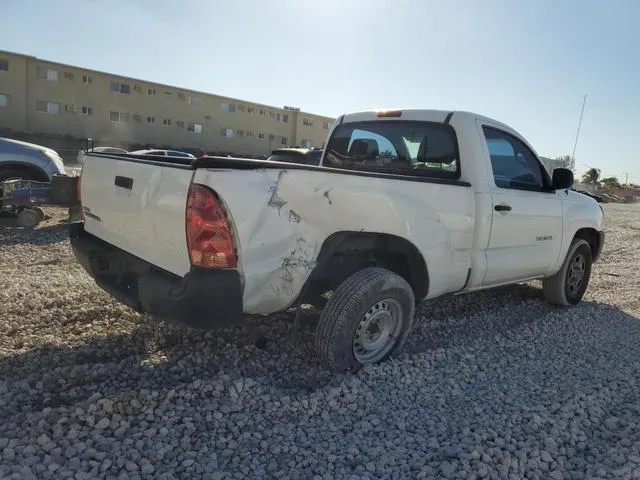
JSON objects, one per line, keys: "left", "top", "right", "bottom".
{"left": 543, "top": 238, "right": 592, "bottom": 306}
{"left": 314, "top": 267, "right": 415, "bottom": 372}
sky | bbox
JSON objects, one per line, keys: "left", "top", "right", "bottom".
{"left": 2, "top": 0, "right": 640, "bottom": 183}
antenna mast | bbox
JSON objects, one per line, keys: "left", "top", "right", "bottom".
{"left": 571, "top": 94, "right": 587, "bottom": 162}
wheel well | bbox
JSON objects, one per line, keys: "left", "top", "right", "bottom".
{"left": 574, "top": 228, "right": 602, "bottom": 262}
{"left": 0, "top": 163, "right": 50, "bottom": 182}
{"left": 298, "top": 231, "right": 429, "bottom": 305}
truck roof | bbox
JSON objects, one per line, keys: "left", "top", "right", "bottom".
{"left": 338, "top": 109, "right": 528, "bottom": 150}
{"left": 340, "top": 109, "right": 515, "bottom": 130}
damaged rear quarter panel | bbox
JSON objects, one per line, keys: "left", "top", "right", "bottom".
{"left": 193, "top": 168, "right": 475, "bottom": 315}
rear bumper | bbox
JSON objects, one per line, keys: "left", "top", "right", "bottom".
{"left": 68, "top": 222, "right": 244, "bottom": 329}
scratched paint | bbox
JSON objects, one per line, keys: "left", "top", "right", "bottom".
{"left": 192, "top": 165, "right": 478, "bottom": 315}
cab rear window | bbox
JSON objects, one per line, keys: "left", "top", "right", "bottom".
{"left": 323, "top": 120, "right": 460, "bottom": 179}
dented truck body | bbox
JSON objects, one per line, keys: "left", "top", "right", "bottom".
{"left": 70, "top": 108, "right": 605, "bottom": 370}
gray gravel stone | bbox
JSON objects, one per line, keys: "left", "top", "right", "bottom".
{"left": 0, "top": 205, "right": 639, "bottom": 479}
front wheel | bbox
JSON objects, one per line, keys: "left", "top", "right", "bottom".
{"left": 542, "top": 238, "right": 592, "bottom": 306}
{"left": 314, "top": 267, "right": 415, "bottom": 372}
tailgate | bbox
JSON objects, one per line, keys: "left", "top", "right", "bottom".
{"left": 80, "top": 155, "right": 194, "bottom": 277}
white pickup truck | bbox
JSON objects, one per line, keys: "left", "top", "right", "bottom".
{"left": 70, "top": 109, "right": 604, "bottom": 371}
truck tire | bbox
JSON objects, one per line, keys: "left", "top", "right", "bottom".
{"left": 542, "top": 238, "right": 592, "bottom": 306}
{"left": 315, "top": 267, "right": 415, "bottom": 372}
{"left": 16, "top": 208, "right": 43, "bottom": 228}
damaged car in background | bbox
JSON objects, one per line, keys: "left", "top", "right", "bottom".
{"left": 68, "top": 109, "right": 605, "bottom": 372}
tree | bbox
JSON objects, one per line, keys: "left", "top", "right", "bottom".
{"left": 555, "top": 155, "right": 575, "bottom": 173}
{"left": 601, "top": 176, "right": 621, "bottom": 191}
{"left": 581, "top": 168, "right": 601, "bottom": 186}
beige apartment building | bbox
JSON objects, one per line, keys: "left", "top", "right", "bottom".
{"left": 0, "top": 50, "right": 334, "bottom": 157}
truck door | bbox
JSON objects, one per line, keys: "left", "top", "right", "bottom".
{"left": 479, "top": 123, "right": 564, "bottom": 286}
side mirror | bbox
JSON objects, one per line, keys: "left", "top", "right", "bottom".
{"left": 552, "top": 168, "right": 574, "bottom": 190}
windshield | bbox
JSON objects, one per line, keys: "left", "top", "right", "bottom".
{"left": 323, "top": 120, "right": 459, "bottom": 178}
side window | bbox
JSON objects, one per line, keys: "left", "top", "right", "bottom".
{"left": 482, "top": 126, "right": 545, "bottom": 190}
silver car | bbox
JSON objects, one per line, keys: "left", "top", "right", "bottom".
{"left": 0, "top": 137, "right": 66, "bottom": 183}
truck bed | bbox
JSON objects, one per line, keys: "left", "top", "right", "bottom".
{"left": 79, "top": 151, "right": 476, "bottom": 314}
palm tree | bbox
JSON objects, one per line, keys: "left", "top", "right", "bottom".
{"left": 581, "top": 168, "right": 601, "bottom": 186}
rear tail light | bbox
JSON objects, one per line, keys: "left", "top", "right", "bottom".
{"left": 186, "top": 184, "right": 237, "bottom": 268}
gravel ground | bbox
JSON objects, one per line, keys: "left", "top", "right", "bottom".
{"left": 1, "top": 203, "right": 639, "bottom": 480}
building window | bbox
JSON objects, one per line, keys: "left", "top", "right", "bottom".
{"left": 246, "top": 130, "right": 254, "bottom": 137}
{"left": 221, "top": 128, "right": 234, "bottom": 137}
{"left": 110, "top": 81, "right": 130, "bottom": 94}
{"left": 259, "top": 109, "right": 266, "bottom": 116}
{"left": 176, "top": 120, "right": 185, "bottom": 128}
{"left": 82, "top": 75, "right": 93, "bottom": 84}
{"left": 188, "top": 96, "right": 202, "bottom": 106}
{"left": 0, "top": 94, "right": 8, "bottom": 108}
{"left": 187, "top": 122, "right": 203, "bottom": 133}
{"left": 238, "top": 104, "right": 246, "bottom": 112}
{"left": 134, "top": 84, "right": 143, "bottom": 94}
{"left": 276, "top": 113, "right": 288, "bottom": 123}
{"left": 36, "top": 67, "right": 59, "bottom": 82}
{"left": 36, "top": 100, "right": 60, "bottom": 115}
{"left": 133, "top": 113, "right": 142, "bottom": 122}
{"left": 109, "top": 111, "right": 130, "bottom": 123}
{"left": 147, "top": 116, "right": 155, "bottom": 124}
{"left": 301, "top": 139, "right": 312, "bottom": 148}
{"left": 222, "top": 103, "right": 235, "bottom": 113}
{"left": 64, "top": 71, "right": 75, "bottom": 81}
{"left": 247, "top": 107, "right": 255, "bottom": 114}
{"left": 0, "top": 59, "right": 8, "bottom": 71}
{"left": 268, "top": 134, "right": 275, "bottom": 141}
{"left": 323, "top": 121, "right": 331, "bottom": 129}
{"left": 237, "top": 129, "right": 244, "bottom": 137}
{"left": 147, "top": 88, "right": 156, "bottom": 96}
{"left": 81, "top": 106, "right": 93, "bottom": 115}
{"left": 258, "top": 133, "right": 265, "bottom": 139}
{"left": 303, "top": 118, "right": 314, "bottom": 126}
{"left": 177, "top": 92, "right": 186, "bottom": 101}
{"left": 281, "top": 136, "right": 288, "bottom": 145}
{"left": 162, "top": 119, "right": 171, "bottom": 126}
{"left": 269, "top": 112, "right": 276, "bottom": 119}
{"left": 164, "top": 91, "right": 172, "bottom": 97}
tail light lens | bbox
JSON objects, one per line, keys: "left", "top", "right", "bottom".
{"left": 186, "top": 184, "right": 237, "bottom": 268}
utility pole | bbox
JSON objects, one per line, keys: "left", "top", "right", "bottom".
{"left": 571, "top": 94, "right": 587, "bottom": 163}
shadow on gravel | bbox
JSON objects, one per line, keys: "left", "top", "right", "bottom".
{"left": 403, "top": 283, "right": 553, "bottom": 354}
{"left": 0, "top": 220, "right": 68, "bottom": 245}
{"left": 1, "top": 283, "right": 638, "bottom": 423}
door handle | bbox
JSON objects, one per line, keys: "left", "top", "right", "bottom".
{"left": 114, "top": 176, "right": 133, "bottom": 190}
{"left": 494, "top": 204, "right": 512, "bottom": 212}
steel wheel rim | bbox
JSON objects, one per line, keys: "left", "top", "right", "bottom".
{"left": 567, "top": 253, "right": 586, "bottom": 295}
{"left": 353, "top": 298, "right": 404, "bottom": 364}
